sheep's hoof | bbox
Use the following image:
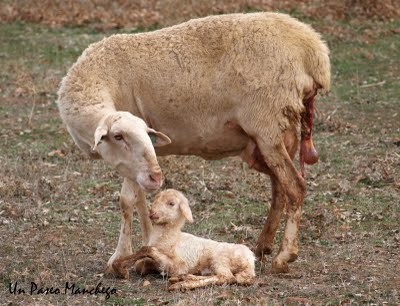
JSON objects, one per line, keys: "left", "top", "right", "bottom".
{"left": 255, "top": 244, "right": 273, "bottom": 259}
{"left": 288, "top": 253, "right": 298, "bottom": 263}
{"left": 271, "top": 258, "right": 289, "bottom": 274}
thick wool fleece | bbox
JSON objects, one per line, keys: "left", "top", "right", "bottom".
{"left": 57, "top": 12, "right": 330, "bottom": 159}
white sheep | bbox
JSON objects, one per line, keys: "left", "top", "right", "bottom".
{"left": 57, "top": 12, "right": 330, "bottom": 274}
{"left": 113, "top": 189, "right": 256, "bottom": 290}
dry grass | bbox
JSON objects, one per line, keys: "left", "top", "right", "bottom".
{"left": 0, "top": 5, "right": 399, "bottom": 306}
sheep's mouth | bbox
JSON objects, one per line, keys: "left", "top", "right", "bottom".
{"left": 151, "top": 220, "right": 168, "bottom": 226}
{"left": 149, "top": 214, "right": 164, "bottom": 224}
{"left": 150, "top": 216, "right": 169, "bottom": 226}
{"left": 138, "top": 181, "right": 161, "bottom": 193}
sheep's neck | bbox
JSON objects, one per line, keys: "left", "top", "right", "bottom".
{"left": 149, "top": 222, "right": 184, "bottom": 250}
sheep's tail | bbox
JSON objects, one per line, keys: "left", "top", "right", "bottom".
{"left": 300, "top": 40, "right": 331, "bottom": 177}
{"left": 308, "top": 38, "right": 331, "bottom": 94}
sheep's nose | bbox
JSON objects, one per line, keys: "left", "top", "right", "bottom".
{"left": 149, "top": 171, "right": 162, "bottom": 185}
{"left": 149, "top": 210, "right": 159, "bottom": 220}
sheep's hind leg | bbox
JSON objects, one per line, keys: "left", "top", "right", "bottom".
{"left": 254, "top": 139, "right": 305, "bottom": 273}
{"left": 105, "top": 179, "right": 152, "bottom": 275}
{"left": 255, "top": 129, "right": 298, "bottom": 259}
{"left": 256, "top": 178, "right": 287, "bottom": 258}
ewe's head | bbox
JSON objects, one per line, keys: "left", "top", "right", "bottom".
{"left": 149, "top": 189, "right": 193, "bottom": 226}
{"left": 92, "top": 111, "right": 171, "bottom": 192}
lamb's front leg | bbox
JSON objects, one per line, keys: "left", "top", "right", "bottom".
{"left": 144, "top": 247, "right": 188, "bottom": 277}
{"left": 113, "top": 246, "right": 187, "bottom": 279}
{"left": 105, "top": 178, "right": 152, "bottom": 275}
{"left": 112, "top": 246, "right": 157, "bottom": 278}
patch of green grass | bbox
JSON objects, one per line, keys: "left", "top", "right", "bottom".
{"left": 104, "top": 297, "right": 147, "bottom": 306}
{"left": 0, "top": 22, "right": 101, "bottom": 66}
{"left": 328, "top": 21, "right": 400, "bottom": 117}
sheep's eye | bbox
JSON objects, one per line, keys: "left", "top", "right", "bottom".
{"left": 114, "top": 134, "right": 123, "bottom": 141}
{"left": 168, "top": 202, "right": 175, "bottom": 207}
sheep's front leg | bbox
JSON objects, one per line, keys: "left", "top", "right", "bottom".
{"left": 134, "top": 186, "right": 153, "bottom": 244}
{"left": 105, "top": 178, "right": 152, "bottom": 275}
{"left": 256, "top": 140, "right": 306, "bottom": 273}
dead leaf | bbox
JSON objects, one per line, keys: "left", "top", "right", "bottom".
{"left": 47, "top": 149, "right": 65, "bottom": 158}
{"left": 216, "top": 290, "right": 233, "bottom": 300}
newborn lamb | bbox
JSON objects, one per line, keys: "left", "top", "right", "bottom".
{"left": 113, "top": 189, "right": 255, "bottom": 290}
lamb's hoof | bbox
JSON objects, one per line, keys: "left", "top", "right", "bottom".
{"left": 116, "top": 269, "right": 129, "bottom": 279}
{"left": 255, "top": 244, "right": 273, "bottom": 259}
{"left": 168, "top": 277, "right": 181, "bottom": 284}
{"left": 135, "top": 258, "right": 158, "bottom": 276}
{"left": 271, "top": 258, "right": 289, "bottom": 274}
{"left": 104, "top": 263, "right": 117, "bottom": 277}
{"left": 168, "top": 282, "right": 186, "bottom": 292}
{"left": 168, "top": 274, "right": 186, "bottom": 284}
{"left": 107, "top": 261, "right": 129, "bottom": 279}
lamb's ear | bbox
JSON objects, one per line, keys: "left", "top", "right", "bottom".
{"left": 179, "top": 196, "right": 193, "bottom": 223}
{"left": 92, "top": 125, "right": 108, "bottom": 152}
{"left": 147, "top": 128, "right": 171, "bottom": 147}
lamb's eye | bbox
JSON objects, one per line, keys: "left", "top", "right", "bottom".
{"left": 168, "top": 202, "right": 175, "bottom": 207}
{"left": 114, "top": 134, "right": 123, "bottom": 141}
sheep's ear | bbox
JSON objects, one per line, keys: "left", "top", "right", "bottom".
{"left": 179, "top": 197, "right": 193, "bottom": 223}
{"left": 147, "top": 128, "right": 171, "bottom": 147}
{"left": 92, "top": 125, "right": 108, "bottom": 152}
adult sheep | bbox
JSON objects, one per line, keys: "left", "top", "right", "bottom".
{"left": 57, "top": 12, "right": 330, "bottom": 274}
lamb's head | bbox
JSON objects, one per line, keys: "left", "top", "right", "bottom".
{"left": 149, "top": 189, "right": 193, "bottom": 226}
{"left": 92, "top": 111, "right": 171, "bottom": 192}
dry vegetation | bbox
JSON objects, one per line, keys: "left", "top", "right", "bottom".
{"left": 1, "top": 0, "right": 400, "bottom": 30}
{"left": 0, "top": 1, "right": 399, "bottom": 305}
